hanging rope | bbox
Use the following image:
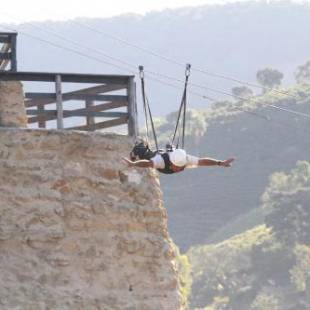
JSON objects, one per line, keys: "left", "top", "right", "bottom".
{"left": 139, "top": 64, "right": 191, "bottom": 151}
{"left": 139, "top": 66, "right": 159, "bottom": 150}
{"left": 171, "top": 64, "right": 191, "bottom": 149}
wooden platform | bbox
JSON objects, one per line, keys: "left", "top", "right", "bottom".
{"left": 0, "top": 71, "right": 138, "bottom": 136}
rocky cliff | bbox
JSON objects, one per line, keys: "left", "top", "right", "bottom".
{"left": 0, "top": 83, "right": 182, "bottom": 309}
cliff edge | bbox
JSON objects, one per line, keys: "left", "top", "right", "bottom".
{"left": 0, "top": 83, "right": 182, "bottom": 309}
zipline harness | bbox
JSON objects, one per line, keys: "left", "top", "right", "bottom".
{"left": 138, "top": 64, "right": 191, "bottom": 152}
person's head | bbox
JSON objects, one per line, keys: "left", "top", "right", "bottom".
{"left": 168, "top": 149, "right": 187, "bottom": 172}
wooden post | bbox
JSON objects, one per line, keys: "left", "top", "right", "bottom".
{"left": 55, "top": 74, "right": 64, "bottom": 129}
{"left": 38, "top": 104, "right": 46, "bottom": 128}
{"left": 127, "top": 77, "right": 138, "bottom": 138}
{"left": 85, "top": 99, "right": 95, "bottom": 128}
{"left": 10, "top": 33, "right": 17, "bottom": 72}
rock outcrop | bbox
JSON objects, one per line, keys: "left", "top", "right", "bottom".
{"left": 0, "top": 128, "right": 182, "bottom": 309}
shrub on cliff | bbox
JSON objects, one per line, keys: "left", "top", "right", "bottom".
{"left": 172, "top": 243, "right": 192, "bottom": 307}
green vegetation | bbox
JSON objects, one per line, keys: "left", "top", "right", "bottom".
{"left": 256, "top": 67, "right": 284, "bottom": 93}
{"left": 208, "top": 82, "right": 310, "bottom": 121}
{"left": 231, "top": 86, "right": 254, "bottom": 99}
{"left": 154, "top": 66, "right": 310, "bottom": 308}
{"left": 250, "top": 293, "right": 280, "bottom": 310}
{"left": 262, "top": 161, "right": 310, "bottom": 246}
{"left": 290, "top": 244, "right": 310, "bottom": 293}
{"left": 188, "top": 225, "right": 273, "bottom": 309}
{"left": 152, "top": 83, "right": 310, "bottom": 146}
{"left": 151, "top": 108, "right": 208, "bottom": 148}
{"left": 295, "top": 60, "right": 310, "bottom": 85}
{"left": 206, "top": 207, "right": 265, "bottom": 244}
{"left": 157, "top": 70, "right": 310, "bottom": 250}
{"left": 172, "top": 243, "right": 192, "bottom": 307}
{"left": 187, "top": 161, "right": 310, "bottom": 309}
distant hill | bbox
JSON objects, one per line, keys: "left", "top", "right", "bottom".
{"left": 8, "top": 0, "right": 310, "bottom": 115}
{"left": 187, "top": 161, "right": 310, "bottom": 309}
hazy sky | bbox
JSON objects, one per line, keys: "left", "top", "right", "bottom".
{"left": 0, "top": 0, "right": 300, "bottom": 23}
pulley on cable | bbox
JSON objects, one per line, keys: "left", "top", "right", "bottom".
{"left": 130, "top": 64, "right": 191, "bottom": 162}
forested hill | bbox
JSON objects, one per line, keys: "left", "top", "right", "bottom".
{"left": 187, "top": 161, "right": 310, "bottom": 309}
{"left": 9, "top": 1, "right": 310, "bottom": 115}
{"left": 158, "top": 82, "right": 310, "bottom": 251}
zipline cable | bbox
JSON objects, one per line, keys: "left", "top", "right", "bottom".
{"left": 0, "top": 24, "right": 136, "bottom": 74}
{"left": 143, "top": 69, "right": 310, "bottom": 119}
{"left": 0, "top": 12, "right": 137, "bottom": 73}
{"left": 145, "top": 73, "right": 271, "bottom": 122}
{"left": 1, "top": 20, "right": 308, "bottom": 122}
{"left": 1, "top": 10, "right": 304, "bottom": 111}
{"left": 68, "top": 18, "right": 300, "bottom": 100}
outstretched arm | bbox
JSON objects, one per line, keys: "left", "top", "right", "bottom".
{"left": 122, "top": 157, "right": 154, "bottom": 168}
{"left": 198, "top": 157, "right": 235, "bottom": 167}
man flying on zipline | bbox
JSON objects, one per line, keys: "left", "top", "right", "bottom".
{"left": 123, "top": 147, "right": 234, "bottom": 174}
{"left": 124, "top": 65, "right": 234, "bottom": 173}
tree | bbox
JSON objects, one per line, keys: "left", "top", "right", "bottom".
{"left": 250, "top": 293, "right": 280, "bottom": 310}
{"left": 261, "top": 161, "right": 310, "bottom": 246}
{"left": 161, "top": 109, "right": 207, "bottom": 148}
{"left": 256, "top": 68, "right": 284, "bottom": 93}
{"left": 295, "top": 60, "right": 310, "bottom": 84}
{"left": 231, "top": 86, "right": 254, "bottom": 99}
{"left": 172, "top": 243, "right": 192, "bottom": 308}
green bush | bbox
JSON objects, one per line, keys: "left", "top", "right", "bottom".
{"left": 290, "top": 244, "right": 310, "bottom": 292}
{"left": 262, "top": 161, "right": 310, "bottom": 246}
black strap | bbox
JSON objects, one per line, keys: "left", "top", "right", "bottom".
{"left": 157, "top": 153, "right": 174, "bottom": 174}
{"left": 171, "top": 64, "right": 191, "bottom": 149}
{"left": 157, "top": 152, "right": 185, "bottom": 174}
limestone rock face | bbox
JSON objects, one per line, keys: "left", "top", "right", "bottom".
{"left": 0, "top": 129, "right": 182, "bottom": 310}
{"left": 0, "top": 81, "right": 27, "bottom": 128}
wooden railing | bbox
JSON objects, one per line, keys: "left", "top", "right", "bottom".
{"left": 0, "top": 71, "right": 138, "bottom": 136}
{"left": 0, "top": 32, "right": 17, "bottom": 71}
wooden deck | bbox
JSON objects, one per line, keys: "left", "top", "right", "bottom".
{"left": 0, "top": 71, "right": 138, "bottom": 136}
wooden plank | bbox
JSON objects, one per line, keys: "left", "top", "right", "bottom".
{"left": 127, "top": 77, "right": 138, "bottom": 137}
{"left": 25, "top": 93, "right": 56, "bottom": 101}
{"left": 0, "top": 43, "right": 10, "bottom": 53}
{"left": 0, "top": 71, "right": 133, "bottom": 84}
{"left": 38, "top": 105, "right": 46, "bottom": 128}
{"left": 0, "top": 32, "right": 18, "bottom": 35}
{"left": 0, "top": 37, "right": 10, "bottom": 43}
{"left": 27, "top": 101, "right": 127, "bottom": 123}
{"left": 66, "top": 94, "right": 128, "bottom": 102}
{"left": 10, "top": 34, "right": 17, "bottom": 71}
{"left": 25, "top": 92, "right": 127, "bottom": 102}
{"left": 25, "top": 84, "right": 127, "bottom": 108}
{"left": 94, "top": 83, "right": 127, "bottom": 93}
{"left": 0, "top": 52, "right": 11, "bottom": 60}
{"left": 0, "top": 43, "right": 10, "bottom": 70}
{"left": 67, "top": 116, "right": 128, "bottom": 131}
{"left": 26, "top": 110, "right": 127, "bottom": 118}
{"left": 55, "top": 75, "right": 63, "bottom": 129}
{"left": 86, "top": 100, "right": 94, "bottom": 126}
